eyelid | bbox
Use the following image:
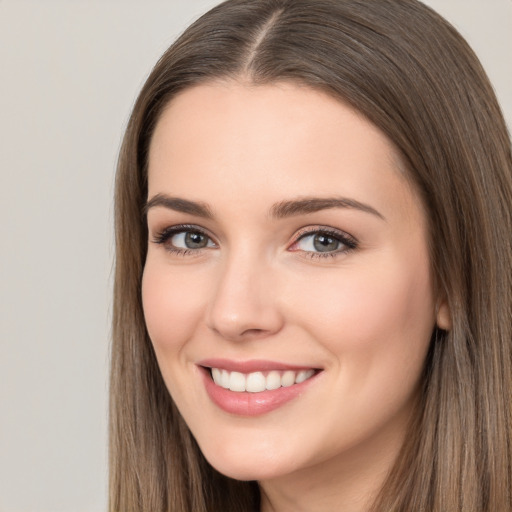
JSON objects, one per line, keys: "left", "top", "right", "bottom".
{"left": 151, "top": 223, "right": 357, "bottom": 259}
{"left": 288, "top": 225, "right": 358, "bottom": 255}
{"left": 152, "top": 224, "right": 218, "bottom": 251}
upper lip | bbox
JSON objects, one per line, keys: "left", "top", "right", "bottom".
{"left": 197, "top": 358, "right": 321, "bottom": 373}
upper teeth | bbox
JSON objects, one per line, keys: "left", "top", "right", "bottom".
{"left": 210, "top": 368, "right": 315, "bottom": 393}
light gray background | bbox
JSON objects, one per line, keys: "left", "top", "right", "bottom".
{"left": 0, "top": 1, "right": 510, "bottom": 511}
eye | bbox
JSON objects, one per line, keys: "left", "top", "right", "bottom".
{"left": 297, "top": 232, "right": 341, "bottom": 252}
{"left": 171, "top": 231, "right": 214, "bottom": 249}
{"left": 290, "top": 228, "right": 357, "bottom": 257}
{"left": 152, "top": 225, "right": 216, "bottom": 254}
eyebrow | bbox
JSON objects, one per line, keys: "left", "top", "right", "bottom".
{"left": 270, "top": 197, "right": 385, "bottom": 220}
{"left": 144, "top": 194, "right": 385, "bottom": 221}
{"left": 144, "top": 194, "right": 214, "bottom": 218}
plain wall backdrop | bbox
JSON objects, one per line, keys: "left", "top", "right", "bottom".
{"left": 0, "top": 1, "right": 510, "bottom": 511}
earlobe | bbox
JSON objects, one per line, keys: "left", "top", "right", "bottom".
{"left": 436, "top": 300, "right": 452, "bottom": 331}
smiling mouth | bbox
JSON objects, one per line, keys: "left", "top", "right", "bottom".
{"left": 208, "top": 368, "right": 318, "bottom": 393}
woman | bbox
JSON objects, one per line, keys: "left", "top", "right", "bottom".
{"left": 110, "top": 0, "right": 512, "bottom": 510}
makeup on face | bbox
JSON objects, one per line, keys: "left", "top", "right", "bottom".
{"left": 142, "top": 81, "right": 439, "bottom": 488}
{"left": 198, "top": 359, "right": 322, "bottom": 416}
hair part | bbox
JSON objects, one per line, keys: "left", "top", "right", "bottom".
{"left": 111, "top": 1, "right": 512, "bottom": 510}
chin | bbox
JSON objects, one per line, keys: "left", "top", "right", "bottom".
{"left": 199, "top": 442, "right": 296, "bottom": 482}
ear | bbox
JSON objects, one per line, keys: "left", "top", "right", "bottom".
{"left": 436, "top": 299, "right": 452, "bottom": 331}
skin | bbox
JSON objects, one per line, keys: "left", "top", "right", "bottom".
{"left": 142, "top": 81, "right": 451, "bottom": 512}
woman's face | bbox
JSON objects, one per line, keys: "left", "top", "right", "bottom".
{"left": 142, "top": 82, "right": 448, "bottom": 485}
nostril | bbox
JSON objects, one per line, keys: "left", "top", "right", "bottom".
{"left": 240, "top": 328, "right": 267, "bottom": 337}
{"left": 209, "top": 325, "right": 271, "bottom": 342}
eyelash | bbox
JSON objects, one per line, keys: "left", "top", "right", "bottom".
{"left": 151, "top": 224, "right": 358, "bottom": 259}
{"left": 291, "top": 227, "right": 358, "bottom": 259}
{"left": 152, "top": 224, "right": 214, "bottom": 257}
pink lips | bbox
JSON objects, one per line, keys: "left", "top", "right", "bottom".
{"left": 198, "top": 359, "right": 321, "bottom": 416}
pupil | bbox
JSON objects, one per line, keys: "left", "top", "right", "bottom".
{"left": 185, "top": 232, "right": 207, "bottom": 248}
{"left": 313, "top": 234, "right": 339, "bottom": 252}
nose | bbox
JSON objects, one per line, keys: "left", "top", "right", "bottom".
{"left": 205, "top": 250, "right": 284, "bottom": 342}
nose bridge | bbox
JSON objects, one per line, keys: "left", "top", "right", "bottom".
{"left": 206, "top": 243, "right": 282, "bottom": 340}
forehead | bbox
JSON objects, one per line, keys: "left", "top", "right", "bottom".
{"left": 147, "top": 81, "right": 420, "bottom": 223}
{"left": 149, "top": 81, "right": 395, "bottom": 167}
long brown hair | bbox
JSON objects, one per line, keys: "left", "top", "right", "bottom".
{"left": 110, "top": 1, "right": 512, "bottom": 510}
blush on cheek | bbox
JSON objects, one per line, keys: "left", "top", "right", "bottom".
{"left": 302, "top": 261, "right": 434, "bottom": 357}
{"left": 141, "top": 266, "right": 199, "bottom": 353}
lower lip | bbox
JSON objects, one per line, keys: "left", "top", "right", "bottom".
{"left": 200, "top": 367, "right": 320, "bottom": 416}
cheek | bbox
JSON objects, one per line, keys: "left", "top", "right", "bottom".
{"left": 291, "top": 250, "right": 435, "bottom": 367}
{"left": 286, "top": 254, "right": 436, "bottom": 446}
{"left": 141, "top": 260, "right": 207, "bottom": 355}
